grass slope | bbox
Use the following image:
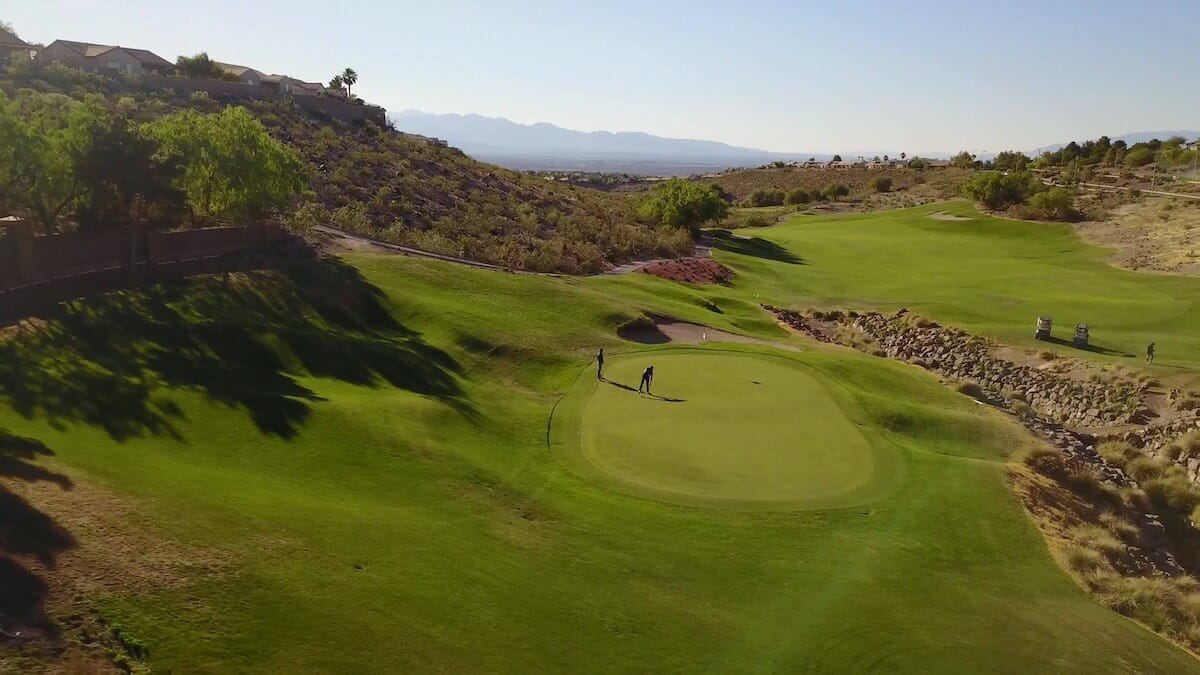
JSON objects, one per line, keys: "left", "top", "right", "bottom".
{"left": 720, "top": 202, "right": 1200, "bottom": 373}
{"left": 0, "top": 245, "right": 1195, "bottom": 671}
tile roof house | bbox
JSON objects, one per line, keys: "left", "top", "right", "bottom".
{"left": 0, "top": 26, "right": 35, "bottom": 63}
{"left": 216, "top": 62, "right": 266, "bottom": 86}
{"left": 40, "top": 39, "right": 172, "bottom": 75}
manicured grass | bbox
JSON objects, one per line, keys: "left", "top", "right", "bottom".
{"left": 555, "top": 349, "right": 901, "bottom": 509}
{"left": 2, "top": 217, "right": 1199, "bottom": 671}
{"left": 720, "top": 202, "right": 1200, "bottom": 375}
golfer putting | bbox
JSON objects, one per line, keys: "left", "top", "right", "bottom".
{"left": 638, "top": 365, "right": 654, "bottom": 394}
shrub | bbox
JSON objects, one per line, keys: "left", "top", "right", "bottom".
{"left": 1096, "top": 440, "right": 1136, "bottom": 465}
{"left": 955, "top": 381, "right": 984, "bottom": 400}
{"left": 785, "top": 188, "right": 811, "bottom": 205}
{"left": 1011, "top": 400, "right": 1033, "bottom": 420}
{"left": 960, "top": 171, "right": 1041, "bottom": 209}
{"left": 1068, "top": 524, "right": 1126, "bottom": 559}
{"left": 1027, "top": 188, "right": 1077, "bottom": 221}
{"left": 1038, "top": 350, "right": 1056, "bottom": 360}
{"left": 748, "top": 189, "right": 785, "bottom": 207}
{"left": 1064, "top": 545, "right": 1106, "bottom": 573}
{"left": 1098, "top": 512, "right": 1140, "bottom": 544}
{"left": 869, "top": 176, "right": 893, "bottom": 193}
{"left": 744, "top": 215, "right": 769, "bottom": 228}
{"left": 1125, "top": 455, "right": 1168, "bottom": 482}
{"left": 822, "top": 183, "right": 850, "bottom": 200}
{"left": 1023, "top": 445, "right": 1065, "bottom": 476}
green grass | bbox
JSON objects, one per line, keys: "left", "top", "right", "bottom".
{"left": 2, "top": 204, "right": 1199, "bottom": 671}
{"left": 717, "top": 201, "right": 1200, "bottom": 374}
{"left": 554, "top": 349, "right": 902, "bottom": 509}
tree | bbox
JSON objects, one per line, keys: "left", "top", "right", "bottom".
{"left": 637, "top": 179, "right": 728, "bottom": 237}
{"left": 146, "top": 106, "right": 306, "bottom": 224}
{"left": 951, "top": 151, "right": 977, "bottom": 169}
{"left": 869, "top": 176, "right": 892, "bottom": 193}
{"left": 832, "top": 154, "right": 842, "bottom": 162}
{"left": 900, "top": 152, "right": 906, "bottom": 160}
{"left": 908, "top": 157, "right": 927, "bottom": 169}
{"left": 69, "top": 105, "right": 183, "bottom": 230}
{"left": 0, "top": 91, "right": 89, "bottom": 232}
{"left": 785, "top": 188, "right": 811, "bottom": 205}
{"left": 1124, "top": 147, "right": 1155, "bottom": 167}
{"left": 992, "top": 151, "right": 1031, "bottom": 172}
{"left": 341, "top": 68, "right": 358, "bottom": 98}
{"left": 328, "top": 75, "right": 344, "bottom": 96}
{"left": 175, "top": 52, "right": 234, "bottom": 80}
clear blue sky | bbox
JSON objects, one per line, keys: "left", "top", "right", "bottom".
{"left": 7, "top": 1, "right": 1199, "bottom": 153}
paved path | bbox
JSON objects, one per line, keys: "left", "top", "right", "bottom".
{"left": 318, "top": 225, "right": 712, "bottom": 276}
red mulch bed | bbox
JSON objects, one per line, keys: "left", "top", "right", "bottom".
{"left": 640, "top": 258, "right": 734, "bottom": 284}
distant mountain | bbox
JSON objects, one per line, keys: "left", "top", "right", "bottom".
{"left": 389, "top": 110, "right": 824, "bottom": 174}
{"left": 1029, "top": 130, "right": 1200, "bottom": 157}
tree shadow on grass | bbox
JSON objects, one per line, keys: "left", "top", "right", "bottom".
{"left": 0, "top": 257, "right": 473, "bottom": 442}
{"left": 710, "top": 230, "right": 805, "bottom": 265}
{"left": 0, "top": 429, "right": 75, "bottom": 641}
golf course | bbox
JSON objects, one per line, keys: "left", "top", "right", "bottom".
{"left": 6, "top": 203, "right": 1200, "bottom": 672}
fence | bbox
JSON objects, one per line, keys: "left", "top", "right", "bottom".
{"left": 0, "top": 221, "right": 283, "bottom": 292}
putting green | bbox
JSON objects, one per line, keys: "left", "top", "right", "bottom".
{"left": 552, "top": 350, "right": 904, "bottom": 509}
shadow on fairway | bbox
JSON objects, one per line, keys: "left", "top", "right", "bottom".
{"left": 1041, "top": 335, "right": 1135, "bottom": 358}
{"left": 604, "top": 379, "right": 638, "bottom": 392}
{"left": 0, "top": 429, "right": 76, "bottom": 641}
{"left": 0, "top": 257, "right": 474, "bottom": 442}
{"left": 645, "top": 394, "right": 686, "bottom": 403}
{"left": 711, "top": 230, "right": 805, "bottom": 265}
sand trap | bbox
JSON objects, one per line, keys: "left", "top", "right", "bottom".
{"left": 618, "top": 318, "right": 800, "bottom": 351}
{"left": 928, "top": 211, "right": 972, "bottom": 221}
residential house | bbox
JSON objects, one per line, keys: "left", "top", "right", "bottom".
{"left": 40, "top": 40, "right": 172, "bottom": 75}
{"left": 1187, "top": 140, "right": 1200, "bottom": 152}
{"left": 0, "top": 26, "right": 35, "bottom": 63}
{"left": 216, "top": 62, "right": 266, "bottom": 86}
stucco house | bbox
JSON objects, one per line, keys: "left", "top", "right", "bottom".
{"left": 40, "top": 40, "right": 171, "bottom": 75}
{"left": 1187, "top": 140, "right": 1200, "bottom": 152}
{"left": 0, "top": 26, "right": 35, "bottom": 63}
{"left": 262, "top": 74, "right": 326, "bottom": 96}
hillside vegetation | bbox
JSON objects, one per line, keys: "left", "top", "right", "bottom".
{"left": 0, "top": 63, "right": 691, "bottom": 273}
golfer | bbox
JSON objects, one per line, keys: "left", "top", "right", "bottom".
{"left": 1147, "top": 342, "right": 1156, "bottom": 364}
{"left": 638, "top": 365, "right": 654, "bottom": 394}
{"left": 597, "top": 347, "right": 605, "bottom": 380}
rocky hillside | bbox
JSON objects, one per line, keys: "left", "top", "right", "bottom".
{"left": 2, "top": 64, "right": 691, "bottom": 273}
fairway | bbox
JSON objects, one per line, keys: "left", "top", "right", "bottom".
{"left": 565, "top": 350, "right": 899, "bottom": 509}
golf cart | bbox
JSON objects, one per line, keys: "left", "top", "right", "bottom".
{"left": 1035, "top": 316, "right": 1052, "bottom": 340}
{"left": 1073, "top": 324, "right": 1089, "bottom": 348}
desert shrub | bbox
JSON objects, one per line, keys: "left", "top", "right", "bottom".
{"left": 869, "top": 176, "right": 893, "bottom": 193}
{"left": 1125, "top": 455, "right": 1169, "bottom": 482}
{"left": 282, "top": 201, "right": 326, "bottom": 234}
{"left": 960, "top": 170, "right": 1040, "bottom": 209}
{"left": 822, "top": 183, "right": 850, "bottom": 200}
{"left": 955, "top": 381, "right": 984, "bottom": 400}
{"left": 785, "top": 188, "right": 811, "bottom": 205}
{"left": 1096, "top": 440, "right": 1137, "bottom": 465}
{"left": 1068, "top": 524, "right": 1126, "bottom": 560}
{"left": 748, "top": 189, "right": 785, "bottom": 207}
{"left": 1027, "top": 188, "right": 1078, "bottom": 221}
{"left": 1064, "top": 467, "right": 1124, "bottom": 508}
{"left": 1142, "top": 476, "right": 1200, "bottom": 514}
{"left": 1011, "top": 400, "right": 1033, "bottom": 420}
{"left": 1098, "top": 512, "right": 1141, "bottom": 544}
{"left": 1023, "top": 445, "right": 1065, "bottom": 476}
{"left": 1064, "top": 545, "right": 1106, "bottom": 573}
{"left": 1038, "top": 350, "right": 1056, "bottom": 360}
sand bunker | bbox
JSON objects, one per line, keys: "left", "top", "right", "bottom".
{"left": 928, "top": 211, "right": 972, "bottom": 221}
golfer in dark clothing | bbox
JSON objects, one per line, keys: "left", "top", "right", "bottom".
{"left": 597, "top": 347, "right": 605, "bottom": 380}
{"left": 1147, "top": 342, "right": 1156, "bottom": 363}
{"left": 638, "top": 365, "right": 654, "bottom": 394}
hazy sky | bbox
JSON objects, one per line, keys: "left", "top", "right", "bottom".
{"left": 7, "top": 1, "right": 1199, "bottom": 153}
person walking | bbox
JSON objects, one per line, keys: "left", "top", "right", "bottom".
{"left": 638, "top": 365, "right": 654, "bottom": 394}
{"left": 597, "top": 347, "right": 605, "bottom": 380}
{"left": 1147, "top": 342, "right": 1156, "bottom": 364}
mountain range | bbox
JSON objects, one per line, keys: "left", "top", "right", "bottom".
{"left": 389, "top": 110, "right": 819, "bottom": 174}
{"left": 389, "top": 110, "right": 1199, "bottom": 175}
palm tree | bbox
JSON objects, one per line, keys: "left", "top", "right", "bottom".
{"left": 328, "top": 74, "right": 344, "bottom": 96}
{"left": 341, "top": 68, "right": 358, "bottom": 98}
